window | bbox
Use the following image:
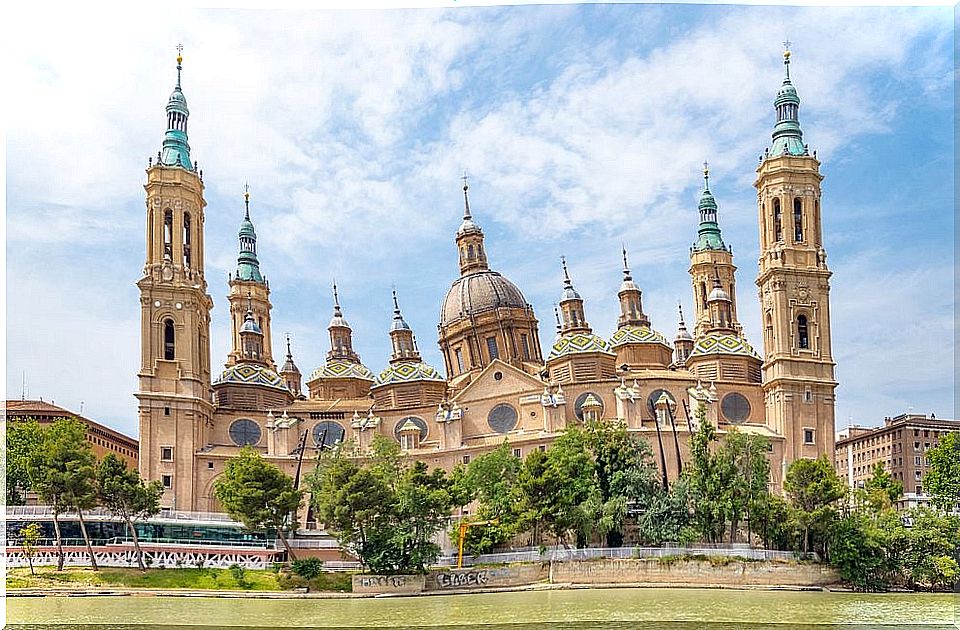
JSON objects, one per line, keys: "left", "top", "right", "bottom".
{"left": 924, "top": 442, "right": 930, "bottom": 451}
{"left": 228, "top": 419, "right": 262, "bottom": 447}
{"left": 721, "top": 393, "right": 751, "bottom": 424}
{"left": 803, "top": 429, "right": 815, "bottom": 444}
{"left": 539, "top": 445, "right": 546, "bottom": 453}
{"left": 162, "top": 475, "right": 172, "bottom": 489}
{"left": 521, "top": 334, "right": 531, "bottom": 360}
{"left": 462, "top": 455, "right": 471, "bottom": 465}
{"left": 164, "top": 406, "right": 171, "bottom": 417}
{"left": 773, "top": 198, "right": 782, "bottom": 242}
{"left": 183, "top": 212, "right": 192, "bottom": 268}
{"left": 923, "top": 430, "right": 929, "bottom": 438}
{"left": 915, "top": 456, "right": 921, "bottom": 466}
{"left": 163, "top": 319, "right": 176, "bottom": 360}
{"left": 797, "top": 315, "right": 809, "bottom": 349}
{"left": 513, "top": 448, "right": 522, "bottom": 458}
{"left": 207, "top": 462, "right": 214, "bottom": 470}
{"left": 793, "top": 198, "right": 803, "bottom": 242}
{"left": 163, "top": 209, "right": 173, "bottom": 260}
{"left": 804, "top": 389, "right": 813, "bottom": 403}
{"left": 916, "top": 484, "right": 923, "bottom": 495}
{"left": 467, "top": 244, "right": 474, "bottom": 260}
{"left": 488, "top": 403, "right": 519, "bottom": 434}
{"left": 914, "top": 441, "right": 920, "bottom": 451}
{"left": 313, "top": 421, "right": 345, "bottom": 447}
{"left": 160, "top": 447, "right": 174, "bottom": 461}
{"left": 486, "top": 336, "right": 499, "bottom": 361}
{"left": 915, "top": 471, "right": 922, "bottom": 481}
{"left": 454, "top": 348, "right": 465, "bottom": 374}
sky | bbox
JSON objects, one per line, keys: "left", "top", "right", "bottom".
{"left": 5, "top": 3, "right": 955, "bottom": 439}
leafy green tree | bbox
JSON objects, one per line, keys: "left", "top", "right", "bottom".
{"left": 634, "top": 476, "right": 693, "bottom": 546}
{"left": 30, "top": 419, "right": 99, "bottom": 570}
{"left": 96, "top": 453, "right": 163, "bottom": 571}
{"left": 584, "top": 419, "right": 661, "bottom": 547}
{"left": 861, "top": 462, "right": 904, "bottom": 512}
{"left": 784, "top": 456, "right": 846, "bottom": 554}
{"left": 515, "top": 447, "right": 552, "bottom": 548}
{"left": 452, "top": 442, "right": 523, "bottom": 555}
{"left": 684, "top": 418, "right": 728, "bottom": 543}
{"left": 829, "top": 509, "right": 906, "bottom": 591}
{"left": 19, "top": 522, "right": 43, "bottom": 576}
{"left": 925, "top": 431, "right": 960, "bottom": 511}
{"left": 312, "top": 457, "right": 393, "bottom": 571}
{"left": 540, "top": 429, "right": 599, "bottom": 547}
{"left": 752, "top": 493, "right": 797, "bottom": 551}
{"left": 716, "top": 429, "right": 771, "bottom": 544}
{"left": 902, "top": 508, "right": 960, "bottom": 590}
{"left": 214, "top": 447, "right": 303, "bottom": 559}
{"left": 6, "top": 419, "right": 43, "bottom": 505}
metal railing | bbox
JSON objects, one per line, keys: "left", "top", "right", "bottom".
{"left": 7, "top": 536, "right": 275, "bottom": 550}
{"left": 7, "top": 505, "right": 240, "bottom": 524}
{"left": 437, "top": 545, "right": 819, "bottom": 566}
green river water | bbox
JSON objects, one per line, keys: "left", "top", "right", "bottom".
{"left": 6, "top": 588, "right": 958, "bottom": 629}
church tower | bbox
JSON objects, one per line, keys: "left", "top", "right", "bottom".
{"left": 226, "top": 187, "right": 275, "bottom": 370}
{"left": 136, "top": 48, "right": 214, "bottom": 510}
{"left": 755, "top": 47, "right": 837, "bottom": 463}
{"left": 689, "top": 164, "right": 742, "bottom": 338}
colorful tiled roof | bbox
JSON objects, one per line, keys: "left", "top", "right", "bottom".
{"left": 307, "top": 359, "right": 375, "bottom": 383}
{"left": 689, "top": 333, "right": 762, "bottom": 360}
{"left": 372, "top": 362, "right": 445, "bottom": 388}
{"left": 214, "top": 363, "right": 287, "bottom": 390}
{"left": 609, "top": 325, "right": 671, "bottom": 349}
{"left": 547, "top": 332, "right": 616, "bottom": 361}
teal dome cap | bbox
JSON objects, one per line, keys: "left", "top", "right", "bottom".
{"left": 236, "top": 187, "right": 264, "bottom": 283}
{"left": 692, "top": 163, "right": 728, "bottom": 253}
{"left": 159, "top": 52, "right": 192, "bottom": 169}
{"left": 769, "top": 49, "right": 806, "bottom": 157}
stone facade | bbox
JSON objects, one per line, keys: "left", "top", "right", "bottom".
{"left": 137, "top": 50, "right": 837, "bottom": 515}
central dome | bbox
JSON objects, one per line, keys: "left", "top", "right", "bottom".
{"left": 440, "top": 270, "right": 530, "bottom": 327}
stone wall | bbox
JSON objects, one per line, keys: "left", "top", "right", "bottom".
{"left": 425, "top": 564, "right": 546, "bottom": 592}
{"left": 352, "top": 574, "right": 425, "bottom": 594}
{"left": 551, "top": 558, "right": 840, "bottom": 587}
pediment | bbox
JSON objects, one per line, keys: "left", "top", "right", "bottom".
{"left": 451, "top": 359, "right": 545, "bottom": 404}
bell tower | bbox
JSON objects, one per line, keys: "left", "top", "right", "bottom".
{"left": 755, "top": 46, "right": 837, "bottom": 464}
{"left": 136, "top": 47, "right": 214, "bottom": 511}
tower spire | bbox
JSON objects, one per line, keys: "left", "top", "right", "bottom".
{"left": 769, "top": 44, "right": 806, "bottom": 157}
{"left": 388, "top": 288, "right": 419, "bottom": 363}
{"left": 236, "top": 184, "right": 263, "bottom": 283}
{"left": 333, "top": 281, "right": 342, "bottom": 316}
{"left": 692, "top": 162, "right": 728, "bottom": 253}
{"left": 159, "top": 44, "right": 192, "bottom": 169}
{"left": 461, "top": 172, "right": 472, "bottom": 221}
{"left": 621, "top": 245, "right": 632, "bottom": 281}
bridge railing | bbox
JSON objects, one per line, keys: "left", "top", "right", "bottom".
{"left": 437, "top": 545, "right": 819, "bottom": 566}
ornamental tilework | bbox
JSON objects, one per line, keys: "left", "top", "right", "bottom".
{"left": 689, "top": 333, "right": 762, "bottom": 359}
{"left": 609, "top": 326, "right": 671, "bottom": 349}
{"left": 214, "top": 363, "right": 287, "bottom": 389}
{"left": 547, "top": 333, "right": 616, "bottom": 361}
{"left": 308, "top": 359, "right": 375, "bottom": 382}
{"left": 373, "top": 362, "right": 445, "bottom": 387}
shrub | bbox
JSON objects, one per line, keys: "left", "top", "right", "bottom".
{"left": 291, "top": 558, "right": 324, "bottom": 579}
{"left": 229, "top": 563, "right": 250, "bottom": 589}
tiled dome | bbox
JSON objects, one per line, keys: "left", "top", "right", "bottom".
{"left": 689, "top": 333, "right": 761, "bottom": 359}
{"left": 440, "top": 271, "right": 530, "bottom": 327}
{"left": 214, "top": 363, "right": 287, "bottom": 390}
{"left": 307, "top": 359, "right": 375, "bottom": 383}
{"left": 547, "top": 332, "right": 616, "bottom": 361}
{"left": 372, "top": 362, "right": 445, "bottom": 388}
{"left": 609, "top": 326, "right": 671, "bottom": 349}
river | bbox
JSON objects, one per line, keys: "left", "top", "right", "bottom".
{"left": 7, "top": 588, "right": 957, "bottom": 629}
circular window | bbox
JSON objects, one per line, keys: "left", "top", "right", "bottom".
{"left": 487, "top": 403, "right": 518, "bottom": 433}
{"left": 721, "top": 393, "right": 751, "bottom": 424}
{"left": 229, "top": 419, "right": 262, "bottom": 447}
{"left": 312, "top": 421, "right": 345, "bottom": 447}
{"left": 393, "top": 416, "right": 428, "bottom": 442}
{"left": 574, "top": 392, "right": 604, "bottom": 421}
{"left": 646, "top": 389, "right": 675, "bottom": 415}
{"left": 494, "top": 371, "right": 503, "bottom": 381}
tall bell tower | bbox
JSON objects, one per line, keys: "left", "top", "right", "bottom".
{"left": 135, "top": 47, "right": 214, "bottom": 511}
{"left": 755, "top": 46, "right": 837, "bottom": 464}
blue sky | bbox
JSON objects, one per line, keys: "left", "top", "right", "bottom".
{"left": 6, "top": 4, "right": 954, "bottom": 438}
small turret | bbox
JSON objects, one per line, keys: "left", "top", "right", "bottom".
{"left": 280, "top": 334, "right": 302, "bottom": 397}
{"left": 327, "top": 282, "right": 360, "bottom": 363}
{"left": 236, "top": 184, "right": 264, "bottom": 283}
{"left": 769, "top": 44, "right": 806, "bottom": 157}
{"left": 388, "top": 289, "right": 420, "bottom": 363}
{"left": 617, "top": 246, "right": 650, "bottom": 329}
{"left": 674, "top": 303, "right": 694, "bottom": 365}
{"left": 239, "top": 295, "right": 265, "bottom": 363}
{"left": 159, "top": 45, "right": 192, "bottom": 169}
{"left": 558, "top": 257, "right": 591, "bottom": 334}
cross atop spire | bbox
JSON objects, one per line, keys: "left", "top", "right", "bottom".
{"left": 783, "top": 40, "right": 792, "bottom": 80}
{"left": 561, "top": 256, "right": 572, "bottom": 288}
{"left": 175, "top": 44, "right": 183, "bottom": 88}
{"left": 333, "top": 280, "right": 341, "bottom": 312}
{"left": 285, "top": 332, "right": 292, "bottom": 358}
{"left": 461, "top": 171, "right": 472, "bottom": 221}
{"left": 703, "top": 161, "right": 710, "bottom": 191}
{"left": 621, "top": 245, "right": 633, "bottom": 281}
{"left": 243, "top": 182, "right": 250, "bottom": 219}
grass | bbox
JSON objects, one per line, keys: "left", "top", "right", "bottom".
{"left": 6, "top": 566, "right": 284, "bottom": 591}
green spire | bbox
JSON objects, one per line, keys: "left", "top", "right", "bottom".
{"left": 159, "top": 45, "right": 192, "bottom": 169}
{"left": 769, "top": 44, "right": 806, "bottom": 157}
{"left": 236, "top": 184, "right": 264, "bottom": 283}
{"left": 692, "top": 162, "right": 728, "bottom": 253}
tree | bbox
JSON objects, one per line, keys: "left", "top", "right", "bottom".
{"left": 584, "top": 419, "right": 660, "bottom": 547}
{"left": 514, "top": 447, "right": 552, "bottom": 548}
{"left": 684, "top": 418, "right": 728, "bottom": 543}
{"left": 829, "top": 509, "right": 906, "bottom": 591}
{"left": 30, "top": 419, "right": 99, "bottom": 570}
{"left": 902, "top": 508, "right": 960, "bottom": 590}
{"left": 861, "top": 462, "right": 904, "bottom": 513}
{"left": 451, "top": 442, "right": 523, "bottom": 555}
{"left": 784, "top": 456, "right": 846, "bottom": 554}
{"left": 925, "top": 431, "right": 960, "bottom": 512}
{"left": 6, "top": 419, "right": 43, "bottom": 505}
{"left": 310, "top": 436, "right": 453, "bottom": 575}
{"left": 96, "top": 453, "right": 163, "bottom": 571}
{"left": 717, "top": 429, "right": 771, "bottom": 544}
{"left": 538, "top": 429, "right": 599, "bottom": 547}
{"left": 19, "top": 522, "right": 42, "bottom": 576}
{"left": 214, "top": 447, "right": 303, "bottom": 560}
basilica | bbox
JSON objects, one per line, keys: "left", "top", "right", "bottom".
{"left": 137, "top": 48, "right": 837, "bottom": 515}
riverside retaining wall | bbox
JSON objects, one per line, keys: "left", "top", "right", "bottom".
{"left": 551, "top": 558, "right": 840, "bottom": 587}
{"left": 425, "top": 564, "right": 547, "bottom": 592}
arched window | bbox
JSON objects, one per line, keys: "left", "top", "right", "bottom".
{"left": 163, "top": 210, "right": 173, "bottom": 261}
{"left": 797, "top": 315, "right": 809, "bottom": 349}
{"left": 773, "top": 199, "right": 782, "bottom": 242}
{"left": 163, "top": 319, "right": 175, "bottom": 360}
{"left": 793, "top": 198, "right": 803, "bottom": 242}
{"left": 467, "top": 244, "right": 474, "bottom": 260}
{"left": 183, "top": 212, "right": 192, "bottom": 268}
{"left": 814, "top": 200, "right": 821, "bottom": 246}
{"left": 700, "top": 282, "right": 707, "bottom": 310}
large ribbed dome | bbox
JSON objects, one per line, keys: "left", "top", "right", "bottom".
{"left": 440, "top": 271, "right": 530, "bottom": 327}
